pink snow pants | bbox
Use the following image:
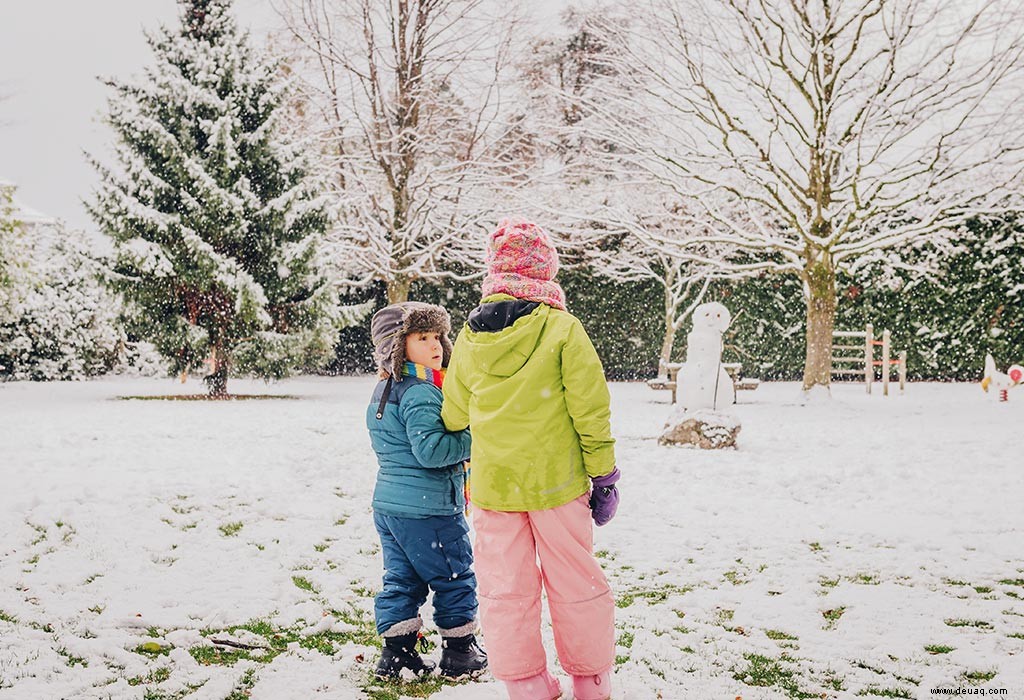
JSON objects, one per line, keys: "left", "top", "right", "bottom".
{"left": 473, "top": 493, "right": 615, "bottom": 681}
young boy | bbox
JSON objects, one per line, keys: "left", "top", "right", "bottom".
{"left": 366, "top": 301, "right": 487, "bottom": 680}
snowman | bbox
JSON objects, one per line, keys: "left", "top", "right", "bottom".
{"left": 677, "top": 302, "right": 735, "bottom": 410}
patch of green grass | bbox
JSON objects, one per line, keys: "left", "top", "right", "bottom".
{"left": 855, "top": 660, "right": 886, "bottom": 675}
{"left": 1007, "top": 590, "right": 1023, "bottom": 600}
{"left": 825, "top": 674, "right": 846, "bottom": 692}
{"left": 334, "top": 517, "right": 348, "bottom": 526}
{"left": 855, "top": 687, "right": 913, "bottom": 698}
{"left": 616, "top": 631, "right": 634, "bottom": 648}
{"left": 822, "top": 607, "right": 846, "bottom": 627}
{"left": 614, "top": 654, "right": 629, "bottom": 665}
{"left": 974, "top": 586, "right": 993, "bottom": 594}
{"left": 314, "top": 542, "right": 329, "bottom": 553}
{"left": 189, "top": 645, "right": 251, "bottom": 666}
{"left": 225, "top": 669, "right": 258, "bottom": 700}
{"left": 615, "top": 582, "right": 691, "bottom": 609}
{"left": 924, "top": 644, "right": 955, "bottom": 654}
{"left": 0, "top": 610, "right": 17, "bottom": 624}
{"left": 724, "top": 570, "right": 747, "bottom": 585}
{"left": 26, "top": 553, "right": 40, "bottom": 565}
{"left": 943, "top": 578, "right": 969, "bottom": 586}
{"left": 962, "top": 670, "right": 997, "bottom": 685}
{"left": 819, "top": 576, "right": 840, "bottom": 589}
{"left": 681, "top": 645, "right": 695, "bottom": 653}
{"left": 218, "top": 522, "right": 244, "bottom": 537}
{"left": 642, "top": 659, "right": 666, "bottom": 679}
{"left": 88, "top": 604, "right": 105, "bottom": 615}
{"left": 1007, "top": 632, "right": 1024, "bottom": 640}
{"left": 732, "top": 653, "right": 817, "bottom": 699}
{"left": 128, "top": 667, "right": 172, "bottom": 686}
{"left": 765, "top": 629, "right": 798, "bottom": 641}
{"left": 999, "top": 578, "right": 1024, "bottom": 587}
{"left": 808, "top": 542, "right": 822, "bottom": 552}
{"left": 363, "top": 673, "right": 451, "bottom": 700}
{"left": 56, "top": 647, "right": 88, "bottom": 667}
{"left": 944, "top": 618, "right": 993, "bottom": 629}
{"left": 852, "top": 573, "right": 880, "bottom": 585}
{"left": 28, "top": 522, "right": 47, "bottom": 546}
{"left": 142, "top": 682, "right": 206, "bottom": 700}
{"left": 292, "top": 575, "right": 316, "bottom": 593}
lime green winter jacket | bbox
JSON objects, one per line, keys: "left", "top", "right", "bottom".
{"left": 441, "top": 295, "right": 616, "bottom": 512}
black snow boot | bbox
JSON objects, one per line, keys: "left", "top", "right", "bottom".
{"left": 439, "top": 634, "right": 488, "bottom": 678}
{"left": 375, "top": 632, "right": 436, "bottom": 679}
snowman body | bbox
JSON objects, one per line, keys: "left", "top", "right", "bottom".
{"left": 678, "top": 303, "right": 735, "bottom": 410}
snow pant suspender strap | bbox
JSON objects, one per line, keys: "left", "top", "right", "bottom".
{"left": 376, "top": 378, "right": 393, "bottom": 420}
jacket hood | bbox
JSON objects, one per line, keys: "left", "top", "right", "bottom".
{"left": 467, "top": 298, "right": 540, "bottom": 332}
{"left": 460, "top": 298, "right": 549, "bottom": 377}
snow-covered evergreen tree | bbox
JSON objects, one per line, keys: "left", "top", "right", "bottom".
{"left": 89, "top": 0, "right": 344, "bottom": 395}
{"left": 0, "top": 183, "right": 28, "bottom": 333}
{"left": 0, "top": 183, "right": 122, "bottom": 381}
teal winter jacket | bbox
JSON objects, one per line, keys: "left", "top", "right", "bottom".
{"left": 366, "top": 375, "right": 472, "bottom": 517}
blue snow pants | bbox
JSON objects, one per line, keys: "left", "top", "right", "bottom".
{"left": 373, "top": 511, "right": 478, "bottom": 634}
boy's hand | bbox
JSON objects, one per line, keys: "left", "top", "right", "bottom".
{"left": 589, "top": 467, "right": 620, "bottom": 526}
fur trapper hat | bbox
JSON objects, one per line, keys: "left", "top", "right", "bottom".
{"left": 370, "top": 301, "right": 453, "bottom": 378}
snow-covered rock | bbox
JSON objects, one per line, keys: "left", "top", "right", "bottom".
{"left": 659, "top": 407, "right": 741, "bottom": 449}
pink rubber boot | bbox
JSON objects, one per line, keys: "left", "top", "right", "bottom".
{"left": 572, "top": 671, "right": 611, "bottom": 700}
{"left": 504, "top": 670, "right": 563, "bottom": 700}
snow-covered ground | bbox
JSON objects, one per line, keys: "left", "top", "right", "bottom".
{"left": 1, "top": 377, "right": 1022, "bottom": 699}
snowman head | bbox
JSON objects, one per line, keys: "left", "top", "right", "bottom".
{"left": 692, "top": 302, "right": 732, "bottom": 334}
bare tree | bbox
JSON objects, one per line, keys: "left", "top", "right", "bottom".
{"left": 590, "top": 0, "right": 1024, "bottom": 391}
{"left": 520, "top": 8, "right": 755, "bottom": 369}
{"left": 275, "top": 0, "right": 530, "bottom": 303}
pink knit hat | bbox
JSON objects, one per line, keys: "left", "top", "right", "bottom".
{"left": 481, "top": 220, "right": 567, "bottom": 310}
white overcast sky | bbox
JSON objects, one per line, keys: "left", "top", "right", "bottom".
{"left": 0, "top": 0, "right": 569, "bottom": 232}
{"left": 0, "top": 0, "right": 281, "bottom": 230}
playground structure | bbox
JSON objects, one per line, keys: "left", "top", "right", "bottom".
{"left": 832, "top": 323, "right": 906, "bottom": 395}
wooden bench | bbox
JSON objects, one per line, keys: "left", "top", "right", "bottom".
{"left": 647, "top": 361, "right": 759, "bottom": 403}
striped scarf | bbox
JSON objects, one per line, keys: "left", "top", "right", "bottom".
{"left": 401, "top": 362, "right": 445, "bottom": 389}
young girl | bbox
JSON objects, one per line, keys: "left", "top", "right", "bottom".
{"left": 366, "top": 301, "right": 487, "bottom": 679}
{"left": 441, "top": 222, "right": 621, "bottom": 700}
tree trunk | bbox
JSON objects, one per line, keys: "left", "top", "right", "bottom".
{"left": 658, "top": 319, "right": 676, "bottom": 375}
{"left": 205, "top": 341, "right": 229, "bottom": 397}
{"left": 658, "top": 264, "right": 679, "bottom": 373}
{"left": 386, "top": 276, "right": 411, "bottom": 304}
{"left": 802, "top": 254, "right": 837, "bottom": 392}
{"left": 659, "top": 278, "right": 678, "bottom": 373}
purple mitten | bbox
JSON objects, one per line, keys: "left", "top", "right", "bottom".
{"left": 589, "top": 467, "right": 621, "bottom": 527}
